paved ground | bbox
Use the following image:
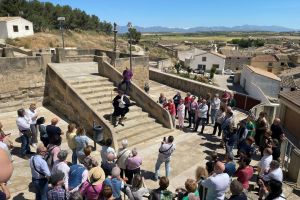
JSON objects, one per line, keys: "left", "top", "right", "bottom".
{"left": 2, "top": 64, "right": 299, "bottom": 199}
{"left": 214, "top": 74, "right": 246, "bottom": 94}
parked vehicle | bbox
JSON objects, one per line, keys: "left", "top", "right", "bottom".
{"left": 224, "top": 69, "right": 234, "bottom": 75}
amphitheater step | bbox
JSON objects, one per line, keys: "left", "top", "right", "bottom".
{"left": 78, "top": 86, "right": 116, "bottom": 95}
{"left": 73, "top": 82, "right": 114, "bottom": 90}
{"left": 67, "top": 77, "right": 109, "bottom": 85}
{"left": 117, "top": 123, "right": 163, "bottom": 140}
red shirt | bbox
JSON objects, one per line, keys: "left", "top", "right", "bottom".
{"left": 164, "top": 103, "right": 176, "bottom": 116}
{"left": 236, "top": 166, "right": 254, "bottom": 189}
{"left": 184, "top": 96, "right": 192, "bottom": 107}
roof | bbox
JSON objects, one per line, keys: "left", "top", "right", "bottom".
{"left": 219, "top": 49, "right": 252, "bottom": 57}
{"left": 209, "top": 51, "right": 226, "bottom": 59}
{"left": 252, "top": 54, "right": 277, "bottom": 62}
{"left": 280, "top": 90, "right": 300, "bottom": 108}
{"left": 0, "top": 16, "right": 22, "bottom": 22}
{"left": 280, "top": 66, "right": 300, "bottom": 76}
{"left": 275, "top": 54, "right": 290, "bottom": 61}
{"left": 245, "top": 65, "right": 281, "bottom": 81}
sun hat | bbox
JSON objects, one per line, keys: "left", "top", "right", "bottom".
{"left": 88, "top": 166, "right": 105, "bottom": 185}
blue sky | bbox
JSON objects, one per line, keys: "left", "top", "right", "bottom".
{"left": 43, "top": 0, "right": 300, "bottom": 29}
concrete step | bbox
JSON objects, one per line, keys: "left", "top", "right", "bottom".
{"left": 118, "top": 127, "right": 173, "bottom": 147}
{"left": 88, "top": 97, "right": 112, "bottom": 106}
{"left": 73, "top": 82, "right": 114, "bottom": 90}
{"left": 95, "top": 104, "right": 141, "bottom": 115}
{"left": 78, "top": 86, "right": 116, "bottom": 95}
{"left": 117, "top": 123, "right": 163, "bottom": 140}
{"left": 114, "top": 117, "right": 157, "bottom": 132}
{"left": 67, "top": 77, "right": 109, "bottom": 85}
{"left": 84, "top": 92, "right": 116, "bottom": 100}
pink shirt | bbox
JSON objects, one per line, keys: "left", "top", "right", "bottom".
{"left": 80, "top": 182, "right": 103, "bottom": 200}
{"left": 126, "top": 156, "right": 142, "bottom": 170}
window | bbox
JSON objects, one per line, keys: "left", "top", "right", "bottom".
{"left": 198, "top": 64, "right": 206, "bottom": 70}
{"left": 267, "top": 67, "right": 272, "bottom": 72}
{"left": 281, "top": 62, "right": 285, "bottom": 66}
{"left": 202, "top": 57, "right": 206, "bottom": 62}
{"left": 268, "top": 62, "right": 273, "bottom": 67}
{"left": 25, "top": 26, "right": 29, "bottom": 30}
{"left": 13, "top": 25, "right": 19, "bottom": 32}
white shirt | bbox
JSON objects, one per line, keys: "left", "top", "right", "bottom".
{"left": 26, "top": 109, "right": 37, "bottom": 124}
{"left": 201, "top": 173, "right": 230, "bottom": 200}
{"left": 259, "top": 155, "right": 273, "bottom": 176}
{"left": 16, "top": 117, "right": 31, "bottom": 132}
{"left": 198, "top": 104, "right": 208, "bottom": 118}
{"left": 211, "top": 98, "right": 221, "bottom": 110}
{"left": 158, "top": 143, "right": 175, "bottom": 162}
{"left": 116, "top": 148, "right": 131, "bottom": 169}
{"left": 263, "top": 167, "right": 283, "bottom": 182}
{"left": 52, "top": 161, "right": 70, "bottom": 190}
{"left": 101, "top": 146, "right": 116, "bottom": 163}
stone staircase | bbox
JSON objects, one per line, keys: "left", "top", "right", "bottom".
{"left": 64, "top": 73, "right": 173, "bottom": 147}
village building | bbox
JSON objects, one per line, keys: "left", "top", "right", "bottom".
{"left": 240, "top": 65, "right": 281, "bottom": 103}
{"left": 219, "top": 49, "right": 252, "bottom": 71}
{"left": 184, "top": 51, "right": 226, "bottom": 74}
{"left": 0, "top": 16, "right": 34, "bottom": 39}
{"left": 278, "top": 90, "right": 300, "bottom": 148}
{"left": 251, "top": 54, "right": 283, "bottom": 74}
{"left": 279, "top": 66, "right": 300, "bottom": 91}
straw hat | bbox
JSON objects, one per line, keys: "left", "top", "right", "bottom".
{"left": 88, "top": 166, "right": 105, "bottom": 185}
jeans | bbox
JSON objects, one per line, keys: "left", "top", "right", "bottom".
{"left": 212, "top": 122, "right": 222, "bottom": 136}
{"left": 210, "top": 109, "right": 218, "bottom": 125}
{"left": 20, "top": 134, "right": 30, "bottom": 156}
{"left": 72, "top": 149, "right": 77, "bottom": 164}
{"left": 30, "top": 124, "right": 38, "bottom": 144}
{"left": 226, "top": 143, "right": 234, "bottom": 159}
{"left": 32, "top": 178, "right": 48, "bottom": 200}
{"left": 155, "top": 159, "right": 170, "bottom": 179}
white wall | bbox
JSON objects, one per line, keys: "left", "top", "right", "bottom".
{"left": 187, "top": 52, "right": 225, "bottom": 74}
{"left": 0, "top": 22, "right": 8, "bottom": 39}
{"left": 240, "top": 67, "right": 280, "bottom": 101}
{"left": 5, "top": 18, "right": 34, "bottom": 39}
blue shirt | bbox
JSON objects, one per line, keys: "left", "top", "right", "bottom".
{"left": 225, "top": 162, "right": 236, "bottom": 177}
{"left": 104, "top": 177, "right": 123, "bottom": 199}
{"left": 30, "top": 155, "right": 51, "bottom": 179}
{"left": 75, "top": 135, "right": 89, "bottom": 153}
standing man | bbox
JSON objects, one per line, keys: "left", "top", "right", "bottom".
{"left": 270, "top": 118, "right": 285, "bottom": 142}
{"left": 194, "top": 99, "right": 208, "bottom": 134}
{"left": 211, "top": 94, "right": 221, "bottom": 125}
{"left": 187, "top": 96, "right": 197, "bottom": 129}
{"left": 121, "top": 67, "right": 133, "bottom": 94}
{"left": 112, "top": 90, "right": 132, "bottom": 127}
{"left": 163, "top": 99, "right": 176, "bottom": 127}
{"left": 16, "top": 108, "right": 32, "bottom": 158}
{"left": 46, "top": 118, "right": 63, "bottom": 145}
{"left": 154, "top": 136, "right": 176, "bottom": 181}
{"left": 26, "top": 103, "right": 39, "bottom": 147}
{"left": 184, "top": 92, "right": 192, "bottom": 119}
{"left": 30, "top": 144, "right": 51, "bottom": 200}
{"left": 173, "top": 92, "right": 181, "bottom": 116}
{"left": 200, "top": 161, "right": 230, "bottom": 200}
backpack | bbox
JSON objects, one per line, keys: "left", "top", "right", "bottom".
{"left": 160, "top": 190, "right": 173, "bottom": 200}
{"left": 44, "top": 145, "right": 58, "bottom": 167}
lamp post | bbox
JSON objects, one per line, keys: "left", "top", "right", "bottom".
{"left": 127, "top": 22, "right": 133, "bottom": 71}
{"left": 113, "top": 22, "right": 118, "bottom": 52}
{"left": 57, "top": 17, "right": 65, "bottom": 49}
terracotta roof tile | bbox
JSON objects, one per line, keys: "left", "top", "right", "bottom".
{"left": 246, "top": 65, "right": 281, "bottom": 81}
{"left": 280, "top": 90, "right": 300, "bottom": 107}
{"left": 252, "top": 54, "right": 277, "bottom": 62}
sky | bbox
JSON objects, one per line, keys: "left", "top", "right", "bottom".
{"left": 43, "top": 0, "right": 300, "bottom": 29}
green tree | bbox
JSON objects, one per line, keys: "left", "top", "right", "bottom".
{"left": 174, "top": 62, "right": 182, "bottom": 74}
{"left": 210, "top": 66, "right": 216, "bottom": 79}
{"left": 127, "top": 28, "right": 141, "bottom": 44}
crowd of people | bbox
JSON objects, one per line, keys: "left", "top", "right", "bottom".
{"left": 0, "top": 86, "right": 287, "bottom": 200}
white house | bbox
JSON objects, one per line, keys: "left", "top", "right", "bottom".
{"left": 0, "top": 17, "right": 34, "bottom": 39}
{"left": 240, "top": 65, "right": 281, "bottom": 103}
{"left": 185, "top": 51, "right": 226, "bottom": 74}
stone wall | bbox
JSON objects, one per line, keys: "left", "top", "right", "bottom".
{"left": 150, "top": 69, "right": 260, "bottom": 111}
{"left": 113, "top": 56, "right": 149, "bottom": 88}
{"left": 0, "top": 54, "right": 51, "bottom": 112}
{"left": 97, "top": 56, "right": 173, "bottom": 129}
{"left": 44, "top": 64, "right": 117, "bottom": 148}
{"left": 225, "top": 57, "right": 251, "bottom": 70}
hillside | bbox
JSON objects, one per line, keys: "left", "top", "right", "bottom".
{"left": 5, "top": 30, "right": 128, "bottom": 52}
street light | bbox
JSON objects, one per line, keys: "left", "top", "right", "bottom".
{"left": 113, "top": 22, "right": 118, "bottom": 52}
{"left": 57, "top": 17, "right": 65, "bottom": 49}
{"left": 127, "top": 22, "right": 133, "bottom": 71}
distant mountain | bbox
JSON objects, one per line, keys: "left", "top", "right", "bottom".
{"left": 118, "top": 25, "right": 298, "bottom": 33}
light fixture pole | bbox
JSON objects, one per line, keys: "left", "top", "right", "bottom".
{"left": 57, "top": 17, "right": 65, "bottom": 49}
{"left": 127, "top": 22, "right": 133, "bottom": 71}
{"left": 113, "top": 22, "right": 118, "bottom": 52}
